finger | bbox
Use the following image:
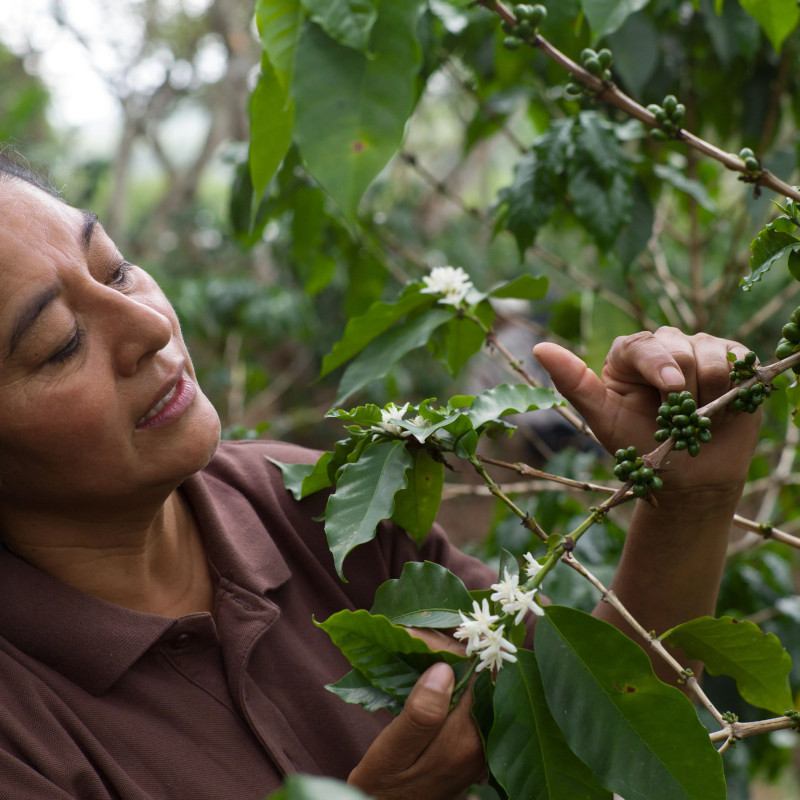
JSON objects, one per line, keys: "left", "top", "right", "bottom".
{"left": 365, "top": 663, "right": 455, "bottom": 769}
{"left": 532, "top": 342, "right": 610, "bottom": 425}
{"left": 601, "top": 330, "right": 687, "bottom": 392}
{"left": 688, "top": 334, "right": 748, "bottom": 407}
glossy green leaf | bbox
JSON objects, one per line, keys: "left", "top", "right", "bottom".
{"left": 607, "top": 12, "right": 659, "bottom": 95}
{"left": 582, "top": 0, "right": 651, "bottom": 38}
{"left": 488, "top": 649, "right": 612, "bottom": 800}
{"left": 536, "top": 606, "right": 726, "bottom": 800}
{"left": 324, "top": 441, "right": 412, "bottom": 578}
{"left": 292, "top": 0, "right": 424, "bottom": 219}
{"left": 255, "top": 0, "right": 304, "bottom": 88}
{"left": 249, "top": 57, "right": 295, "bottom": 199}
{"left": 462, "top": 384, "right": 563, "bottom": 430}
{"left": 325, "top": 668, "right": 402, "bottom": 714}
{"left": 334, "top": 308, "right": 453, "bottom": 405}
{"left": 268, "top": 774, "right": 373, "bottom": 800}
{"left": 739, "top": 0, "right": 800, "bottom": 52}
{"left": 317, "top": 608, "right": 465, "bottom": 703}
{"left": 489, "top": 274, "right": 549, "bottom": 301}
{"left": 661, "top": 616, "right": 793, "bottom": 714}
{"left": 433, "top": 299, "right": 494, "bottom": 378}
{"left": 390, "top": 448, "right": 444, "bottom": 544}
{"left": 568, "top": 164, "right": 632, "bottom": 252}
{"left": 370, "top": 561, "right": 474, "bottom": 628}
{"left": 321, "top": 286, "right": 434, "bottom": 378}
{"left": 742, "top": 228, "right": 800, "bottom": 290}
{"left": 266, "top": 451, "right": 332, "bottom": 499}
{"left": 299, "top": 0, "right": 378, "bottom": 52}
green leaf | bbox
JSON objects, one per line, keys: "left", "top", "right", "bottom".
{"left": 255, "top": 0, "right": 304, "bottom": 88}
{"left": 317, "top": 608, "right": 465, "bottom": 703}
{"left": 462, "top": 384, "right": 563, "bottom": 430}
{"left": 321, "top": 285, "right": 434, "bottom": 378}
{"left": 432, "top": 299, "right": 494, "bottom": 378}
{"left": 249, "top": 56, "right": 296, "bottom": 199}
{"left": 325, "top": 668, "right": 402, "bottom": 714}
{"left": 788, "top": 249, "right": 800, "bottom": 282}
{"left": 582, "top": 0, "right": 652, "bottom": 38}
{"left": 370, "top": 561, "right": 474, "bottom": 628}
{"left": 266, "top": 452, "right": 333, "bottom": 499}
{"left": 653, "top": 164, "right": 717, "bottom": 212}
{"left": 536, "top": 606, "right": 726, "bottom": 800}
{"left": 739, "top": 0, "right": 800, "bottom": 52}
{"left": 390, "top": 448, "right": 445, "bottom": 544}
{"left": 488, "top": 650, "right": 612, "bottom": 800}
{"left": 268, "top": 774, "right": 374, "bottom": 800}
{"left": 299, "top": 0, "right": 379, "bottom": 52}
{"left": 324, "top": 441, "right": 412, "bottom": 578}
{"left": 334, "top": 307, "right": 453, "bottom": 405}
{"left": 500, "top": 121, "right": 572, "bottom": 256}
{"left": 742, "top": 228, "right": 800, "bottom": 290}
{"left": 607, "top": 11, "right": 659, "bottom": 95}
{"left": 292, "top": 0, "right": 424, "bottom": 219}
{"left": 489, "top": 274, "right": 549, "bottom": 301}
{"left": 660, "top": 616, "right": 793, "bottom": 715}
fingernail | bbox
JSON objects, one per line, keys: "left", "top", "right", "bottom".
{"left": 421, "top": 662, "right": 454, "bottom": 693}
{"left": 660, "top": 366, "right": 683, "bottom": 388}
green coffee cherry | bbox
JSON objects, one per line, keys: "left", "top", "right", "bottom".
{"left": 597, "top": 48, "right": 613, "bottom": 69}
{"left": 729, "top": 350, "right": 759, "bottom": 384}
{"left": 648, "top": 94, "right": 686, "bottom": 139}
{"left": 613, "top": 446, "right": 662, "bottom": 497}
{"left": 653, "top": 390, "right": 710, "bottom": 456}
{"left": 731, "top": 381, "right": 771, "bottom": 414}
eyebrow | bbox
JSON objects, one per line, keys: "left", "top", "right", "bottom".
{"left": 4, "top": 209, "right": 99, "bottom": 360}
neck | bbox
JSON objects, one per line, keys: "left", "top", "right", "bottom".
{"left": 0, "top": 490, "right": 214, "bottom": 617}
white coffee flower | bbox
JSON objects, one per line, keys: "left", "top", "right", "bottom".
{"left": 420, "top": 265, "right": 473, "bottom": 306}
{"left": 523, "top": 552, "right": 543, "bottom": 581}
{"left": 474, "top": 625, "right": 518, "bottom": 673}
{"left": 371, "top": 403, "right": 411, "bottom": 437}
{"left": 491, "top": 569, "right": 543, "bottom": 624}
{"left": 453, "top": 598, "right": 499, "bottom": 655}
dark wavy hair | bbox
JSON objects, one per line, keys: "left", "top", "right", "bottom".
{"left": 0, "top": 147, "right": 60, "bottom": 198}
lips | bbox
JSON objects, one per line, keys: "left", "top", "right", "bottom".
{"left": 136, "top": 369, "right": 197, "bottom": 431}
{"left": 138, "top": 381, "right": 180, "bottom": 425}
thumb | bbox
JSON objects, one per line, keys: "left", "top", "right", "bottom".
{"left": 532, "top": 342, "right": 607, "bottom": 424}
{"left": 365, "top": 662, "right": 454, "bottom": 772}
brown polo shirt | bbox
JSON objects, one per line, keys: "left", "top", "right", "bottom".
{"left": 0, "top": 440, "right": 497, "bottom": 799}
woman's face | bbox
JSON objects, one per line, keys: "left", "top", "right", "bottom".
{"left": 0, "top": 178, "right": 221, "bottom": 518}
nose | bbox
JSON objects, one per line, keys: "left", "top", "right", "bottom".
{"left": 104, "top": 292, "right": 174, "bottom": 377}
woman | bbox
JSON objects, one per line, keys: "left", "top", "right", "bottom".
{"left": 0, "top": 151, "right": 760, "bottom": 799}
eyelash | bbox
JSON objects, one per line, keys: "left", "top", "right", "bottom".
{"left": 48, "top": 262, "right": 134, "bottom": 365}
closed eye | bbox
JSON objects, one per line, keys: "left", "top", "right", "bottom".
{"left": 108, "top": 262, "right": 134, "bottom": 289}
{"left": 49, "top": 328, "right": 84, "bottom": 365}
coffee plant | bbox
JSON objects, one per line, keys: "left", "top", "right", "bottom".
{"left": 244, "top": 1, "right": 800, "bottom": 797}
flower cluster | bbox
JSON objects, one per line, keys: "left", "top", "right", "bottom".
{"left": 420, "top": 265, "right": 473, "bottom": 307}
{"left": 453, "top": 557, "right": 544, "bottom": 673}
{"left": 370, "top": 403, "right": 410, "bottom": 437}
{"left": 454, "top": 599, "right": 518, "bottom": 673}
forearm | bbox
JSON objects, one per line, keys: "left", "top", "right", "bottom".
{"left": 593, "top": 483, "right": 744, "bottom": 682}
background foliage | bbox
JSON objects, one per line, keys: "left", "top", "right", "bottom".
{"left": 3, "top": 0, "right": 800, "bottom": 796}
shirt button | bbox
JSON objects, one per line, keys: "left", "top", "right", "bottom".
{"left": 171, "top": 632, "right": 194, "bottom": 649}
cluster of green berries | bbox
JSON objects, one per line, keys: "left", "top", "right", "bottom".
{"left": 653, "top": 391, "right": 711, "bottom": 457}
{"left": 501, "top": 4, "right": 546, "bottom": 48}
{"left": 647, "top": 95, "right": 686, "bottom": 140}
{"left": 775, "top": 308, "right": 800, "bottom": 374}
{"left": 731, "top": 383, "right": 771, "bottom": 414}
{"left": 613, "top": 446, "right": 663, "bottom": 498}
{"left": 728, "top": 351, "right": 758, "bottom": 384}
{"left": 738, "top": 147, "right": 760, "bottom": 173}
{"left": 566, "top": 48, "right": 613, "bottom": 96}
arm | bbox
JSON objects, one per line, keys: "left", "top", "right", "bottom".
{"left": 533, "top": 327, "right": 761, "bottom": 681}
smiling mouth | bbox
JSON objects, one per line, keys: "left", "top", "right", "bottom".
{"left": 138, "top": 382, "right": 180, "bottom": 426}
